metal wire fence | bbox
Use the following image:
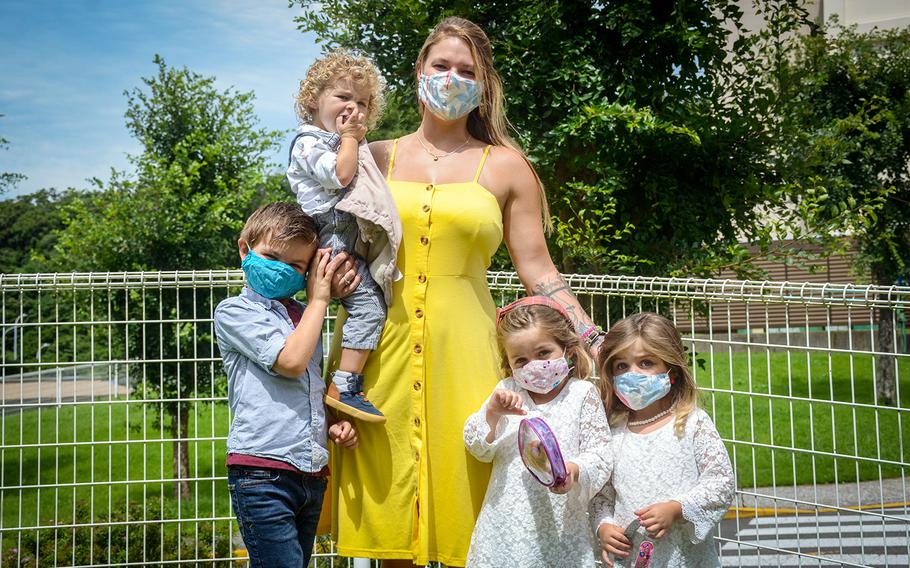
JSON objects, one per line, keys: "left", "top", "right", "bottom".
{"left": 0, "top": 271, "right": 907, "bottom": 567}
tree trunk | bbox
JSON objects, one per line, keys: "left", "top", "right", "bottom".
{"left": 874, "top": 266, "right": 896, "bottom": 405}
{"left": 876, "top": 306, "right": 896, "bottom": 405}
{"left": 171, "top": 405, "right": 191, "bottom": 500}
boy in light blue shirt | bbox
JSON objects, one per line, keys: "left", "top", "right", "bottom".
{"left": 214, "top": 202, "right": 358, "bottom": 567}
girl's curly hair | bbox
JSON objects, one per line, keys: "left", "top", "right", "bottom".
{"left": 294, "top": 50, "right": 386, "bottom": 129}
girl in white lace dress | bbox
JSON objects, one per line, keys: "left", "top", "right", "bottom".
{"left": 592, "top": 313, "right": 735, "bottom": 567}
{"left": 463, "top": 296, "right": 612, "bottom": 567}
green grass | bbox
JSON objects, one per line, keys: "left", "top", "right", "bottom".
{"left": 1, "top": 401, "right": 232, "bottom": 531}
{"left": 1, "top": 349, "right": 908, "bottom": 533}
{"left": 694, "top": 349, "right": 910, "bottom": 488}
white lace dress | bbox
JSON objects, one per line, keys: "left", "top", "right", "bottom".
{"left": 463, "top": 377, "right": 612, "bottom": 568}
{"left": 590, "top": 408, "right": 735, "bottom": 568}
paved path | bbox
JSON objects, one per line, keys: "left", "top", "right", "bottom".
{"left": 0, "top": 363, "right": 128, "bottom": 408}
{"left": 718, "top": 506, "right": 910, "bottom": 567}
{"left": 735, "top": 478, "right": 909, "bottom": 511}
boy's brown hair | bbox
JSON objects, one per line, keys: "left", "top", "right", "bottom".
{"left": 240, "top": 202, "right": 318, "bottom": 249}
{"left": 294, "top": 50, "right": 386, "bottom": 129}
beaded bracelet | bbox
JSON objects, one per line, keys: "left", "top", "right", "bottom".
{"left": 581, "top": 325, "right": 604, "bottom": 348}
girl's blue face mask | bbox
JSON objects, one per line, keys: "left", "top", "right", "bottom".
{"left": 241, "top": 247, "right": 306, "bottom": 300}
{"left": 612, "top": 371, "right": 672, "bottom": 411}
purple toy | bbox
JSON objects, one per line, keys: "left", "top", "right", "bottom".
{"left": 517, "top": 417, "right": 568, "bottom": 487}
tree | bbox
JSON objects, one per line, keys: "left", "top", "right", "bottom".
{"left": 53, "top": 56, "right": 284, "bottom": 498}
{"left": 774, "top": 21, "right": 910, "bottom": 403}
{"left": 291, "top": 0, "right": 807, "bottom": 277}
{"left": 0, "top": 189, "right": 81, "bottom": 274}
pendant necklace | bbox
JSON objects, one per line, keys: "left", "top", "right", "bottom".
{"left": 416, "top": 133, "right": 470, "bottom": 161}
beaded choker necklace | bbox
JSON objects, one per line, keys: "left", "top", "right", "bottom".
{"left": 628, "top": 402, "right": 677, "bottom": 427}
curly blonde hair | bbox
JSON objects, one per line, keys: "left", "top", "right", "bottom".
{"left": 294, "top": 50, "right": 386, "bottom": 129}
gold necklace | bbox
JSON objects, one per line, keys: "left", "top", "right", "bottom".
{"left": 416, "top": 133, "right": 471, "bottom": 161}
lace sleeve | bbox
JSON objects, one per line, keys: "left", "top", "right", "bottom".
{"left": 675, "top": 410, "right": 735, "bottom": 543}
{"left": 572, "top": 385, "right": 613, "bottom": 504}
{"left": 590, "top": 481, "right": 618, "bottom": 534}
{"left": 463, "top": 387, "right": 507, "bottom": 463}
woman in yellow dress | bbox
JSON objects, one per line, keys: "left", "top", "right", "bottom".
{"left": 332, "top": 17, "right": 604, "bottom": 567}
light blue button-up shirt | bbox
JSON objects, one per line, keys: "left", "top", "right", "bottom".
{"left": 287, "top": 124, "right": 345, "bottom": 216}
{"left": 214, "top": 287, "right": 328, "bottom": 472}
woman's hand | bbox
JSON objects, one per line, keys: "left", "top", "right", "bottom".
{"left": 597, "top": 522, "right": 632, "bottom": 567}
{"left": 549, "top": 461, "right": 579, "bottom": 494}
{"left": 635, "top": 500, "right": 682, "bottom": 539}
{"left": 328, "top": 252, "right": 360, "bottom": 299}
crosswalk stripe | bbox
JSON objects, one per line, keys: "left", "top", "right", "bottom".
{"left": 720, "top": 553, "right": 910, "bottom": 567}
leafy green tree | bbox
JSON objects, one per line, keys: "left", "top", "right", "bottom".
{"left": 291, "top": 0, "right": 806, "bottom": 277}
{"left": 53, "top": 56, "right": 284, "bottom": 498}
{"left": 0, "top": 189, "right": 85, "bottom": 274}
{"left": 774, "top": 21, "right": 910, "bottom": 403}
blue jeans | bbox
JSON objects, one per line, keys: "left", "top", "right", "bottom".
{"left": 228, "top": 467, "right": 327, "bottom": 568}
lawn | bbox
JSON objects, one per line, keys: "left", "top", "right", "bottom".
{"left": 694, "top": 348, "right": 909, "bottom": 488}
{"left": 0, "top": 400, "right": 234, "bottom": 561}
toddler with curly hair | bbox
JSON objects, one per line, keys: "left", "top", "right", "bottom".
{"left": 288, "top": 50, "right": 399, "bottom": 424}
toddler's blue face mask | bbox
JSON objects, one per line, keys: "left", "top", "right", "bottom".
{"left": 612, "top": 371, "right": 672, "bottom": 411}
{"left": 241, "top": 247, "right": 306, "bottom": 300}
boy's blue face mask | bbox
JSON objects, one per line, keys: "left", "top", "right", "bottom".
{"left": 241, "top": 248, "right": 307, "bottom": 300}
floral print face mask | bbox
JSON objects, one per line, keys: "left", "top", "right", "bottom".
{"left": 612, "top": 371, "right": 672, "bottom": 411}
{"left": 417, "top": 70, "right": 481, "bottom": 121}
{"left": 513, "top": 356, "right": 571, "bottom": 394}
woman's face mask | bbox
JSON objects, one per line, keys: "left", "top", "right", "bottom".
{"left": 241, "top": 247, "right": 307, "bottom": 300}
{"left": 417, "top": 70, "right": 481, "bottom": 121}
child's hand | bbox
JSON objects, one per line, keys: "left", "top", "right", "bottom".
{"left": 635, "top": 500, "right": 682, "bottom": 539}
{"left": 549, "top": 461, "right": 579, "bottom": 494}
{"left": 328, "top": 419, "right": 358, "bottom": 449}
{"left": 337, "top": 110, "right": 367, "bottom": 142}
{"left": 597, "top": 523, "right": 631, "bottom": 567}
{"left": 485, "top": 389, "right": 527, "bottom": 418}
{"left": 306, "top": 248, "right": 341, "bottom": 304}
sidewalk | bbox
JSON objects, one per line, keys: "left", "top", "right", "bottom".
{"left": 732, "top": 478, "right": 908, "bottom": 517}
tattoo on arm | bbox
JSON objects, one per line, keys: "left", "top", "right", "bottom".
{"left": 532, "top": 274, "right": 591, "bottom": 334}
{"left": 533, "top": 276, "right": 571, "bottom": 298}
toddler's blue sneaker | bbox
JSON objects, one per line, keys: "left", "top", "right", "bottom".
{"left": 325, "top": 372, "right": 386, "bottom": 424}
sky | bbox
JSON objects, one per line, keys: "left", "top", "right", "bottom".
{"left": 0, "top": 0, "right": 323, "bottom": 198}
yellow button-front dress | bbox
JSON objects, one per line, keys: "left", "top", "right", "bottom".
{"left": 331, "top": 142, "right": 503, "bottom": 566}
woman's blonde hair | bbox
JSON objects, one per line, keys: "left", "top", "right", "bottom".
{"left": 414, "top": 17, "right": 552, "bottom": 232}
{"left": 497, "top": 304, "right": 593, "bottom": 382}
{"left": 597, "top": 313, "right": 698, "bottom": 437}
{"left": 295, "top": 50, "right": 386, "bottom": 129}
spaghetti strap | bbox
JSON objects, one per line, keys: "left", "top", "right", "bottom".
{"left": 386, "top": 139, "right": 400, "bottom": 182}
{"left": 473, "top": 145, "right": 492, "bottom": 183}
